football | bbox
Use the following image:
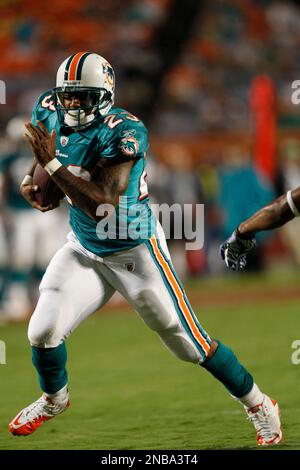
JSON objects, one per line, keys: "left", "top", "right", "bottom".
{"left": 32, "top": 164, "right": 64, "bottom": 207}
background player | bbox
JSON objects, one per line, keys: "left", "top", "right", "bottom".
{"left": 9, "top": 52, "right": 282, "bottom": 446}
{"left": 0, "top": 117, "right": 68, "bottom": 320}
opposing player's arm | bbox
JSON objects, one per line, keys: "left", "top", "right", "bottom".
{"left": 237, "top": 188, "right": 300, "bottom": 239}
{"left": 220, "top": 188, "right": 300, "bottom": 270}
{"left": 51, "top": 159, "right": 134, "bottom": 220}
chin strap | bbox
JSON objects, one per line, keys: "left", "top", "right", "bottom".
{"left": 64, "top": 111, "right": 95, "bottom": 129}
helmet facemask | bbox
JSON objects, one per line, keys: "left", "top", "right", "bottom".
{"left": 53, "top": 86, "right": 113, "bottom": 130}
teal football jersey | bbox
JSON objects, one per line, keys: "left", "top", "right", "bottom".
{"left": 32, "top": 91, "right": 155, "bottom": 257}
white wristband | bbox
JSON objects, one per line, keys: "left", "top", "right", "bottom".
{"left": 21, "top": 175, "right": 33, "bottom": 186}
{"left": 287, "top": 190, "right": 300, "bottom": 217}
{"left": 44, "top": 158, "right": 62, "bottom": 176}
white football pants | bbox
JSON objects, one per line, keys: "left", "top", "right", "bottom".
{"left": 28, "top": 222, "right": 211, "bottom": 363}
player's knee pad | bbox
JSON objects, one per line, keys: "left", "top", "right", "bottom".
{"left": 27, "top": 315, "right": 61, "bottom": 348}
{"left": 158, "top": 326, "right": 202, "bottom": 364}
{"left": 134, "top": 289, "right": 174, "bottom": 331}
{"left": 27, "top": 319, "right": 54, "bottom": 347}
{"left": 27, "top": 291, "right": 62, "bottom": 348}
{"left": 28, "top": 326, "right": 62, "bottom": 348}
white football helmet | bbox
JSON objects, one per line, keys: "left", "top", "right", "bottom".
{"left": 54, "top": 52, "right": 115, "bottom": 129}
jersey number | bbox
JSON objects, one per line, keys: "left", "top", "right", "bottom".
{"left": 104, "top": 112, "right": 139, "bottom": 129}
{"left": 41, "top": 95, "right": 55, "bottom": 112}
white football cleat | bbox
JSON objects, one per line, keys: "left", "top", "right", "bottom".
{"left": 9, "top": 390, "right": 70, "bottom": 436}
{"left": 245, "top": 394, "right": 283, "bottom": 446}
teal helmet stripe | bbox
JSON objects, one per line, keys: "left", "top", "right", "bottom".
{"left": 75, "top": 52, "right": 92, "bottom": 81}
{"left": 64, "top": 54, "right": 76, "bottom": 81}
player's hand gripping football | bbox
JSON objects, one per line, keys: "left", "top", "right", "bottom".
{"left": 24, "top": 121, "right": 56, "bottom": 167}
{"left": 20, "top": 177, "right": 60, "bottom": 212}
{"left": 21, "top": 121, "right": 60, "bottom": 212}
{"left": 219, "top": 230, "right": 256, "bottom": 271}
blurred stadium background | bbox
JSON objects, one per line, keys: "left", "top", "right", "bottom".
{"left": 0, "top": 0, "right": 300, "bottom": 450}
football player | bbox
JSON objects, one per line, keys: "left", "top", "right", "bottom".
{"left": 0, "top": 117, "right": 68, "bottom": 319}
{"left": 9, "top": 52, "right": 282, "bottom": 446}
{"left": 219, "top": 187, "right": 300, "bottom": 270}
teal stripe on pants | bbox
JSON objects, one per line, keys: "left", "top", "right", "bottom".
{"left": 154, "top": 235, "right": 211, "bottom": 346}
{"left": 146, "top": 240, "right": 208, "bottom": 359}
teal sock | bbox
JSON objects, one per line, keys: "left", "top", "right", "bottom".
{"left": 32, "top": 342, "right": 68, "bottom": 394}
{"left": 202, "top": 340, "right": 253, "bottom": 398}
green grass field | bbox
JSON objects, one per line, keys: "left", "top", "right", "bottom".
{"left": 0, "top": 272, "right": 300, "bottom": 450}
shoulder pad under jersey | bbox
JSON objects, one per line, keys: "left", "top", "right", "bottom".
{"left": 98, "top": 107, "right": 149, "bottom": 161}
{"left": 31, "top": 90, "right": 56, "bottom": 126}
